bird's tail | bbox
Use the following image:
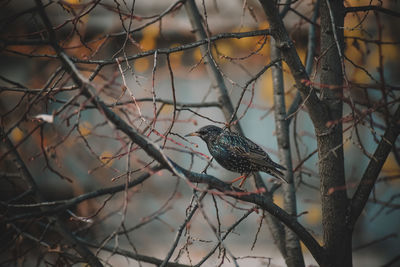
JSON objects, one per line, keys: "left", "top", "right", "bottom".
{"left": 267, "top": 167, "right": 288, "bottom": 184}
{"left": 272, "top": 161, "right": 286, "bottom": 171}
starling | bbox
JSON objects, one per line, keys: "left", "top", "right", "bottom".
{"left": 186, "top": 125, "right": 287, "bottom": 185}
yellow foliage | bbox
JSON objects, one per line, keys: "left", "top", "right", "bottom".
{"left": 139, "top": 25, "right": 159, "bottom": 51}
{"left": 231, "top": 27, "right": 261, "bottom": 50}
{"left": 284, "top": 91, "right": 294, "bottom": 109}
{"left": 169, "top": 43, "right": 183, "bottom": 68}
{"left": 382, "top": 155, "right": 400, "bottom": 186}
{"left": 366, "top": 49, "right": 379, "bottom": 71}
{"left": 351, "top": 68, "right": 370, "bottom": 84}
{"left": 344, "top": 13, "right": 367, "bottom": 36}
{"left": 304, "top": 204, "right": 321, "bottom": 225}
{"left": 260, "top": 62, "right": 294, "bottom": 107}
{"left": 8, "top": 45, "right": 48, "bottom": 55}
{"left": 344, "top": 14, "right": 368, "bottom": 67}
{"left": 78, "top": 121, "right": 92, "bottom": 136}
{"left": 345, "top": 43, "right": 363, "bottom": 66}
{"left": 235, "top": 26, "right": 252, "bottom": 33}
{"left": 346, "top": 0, "right": 379, "bottom": 6}
{"left": 232, "top": 35, "right": 260, "bottom": 50}
{"left": 65, "top": 0, "right": 81, "bottom": 4}
{"left": 61, "top": 0, "right": 82, "bottom": 10}
{"left": 10, "top": 127, "right": 24, "bottom": 143}
{"left": 300, "top": 237, "right": 322, "bottom": 254}
{"left": 140, "top": 36, "right": 156, "bottom": 51}
{"left": 281, "top": 62, "right": 295, "bottom": 107}
{"left": 260, "top": 69, "right": 273, "bottom": 105}
{"left": 296, "top": 47, "right": 307, "bottom": 66}
{"left": 134, "top": 57, "right": 150, "bottom": 72}
{"left": 216, "top": 40, "right": 233, "bottom": 58}
{"left": 282, "top": 60, "right": 291, "bottom": 74}
{"left": 160, "top": 104, "right": 174, "bottom": 115}
{"left": 100, "top": 151, "right": 114, "bottom": 167}
{"left": 382, "top": 154, "right": 399, "bottom": 174}
{"left": 258, "top": 21, "right": 269, "bottom": 30}
{"left": 62, "top": 13, "right": 90, "bottom": 58}
{"left": 273, "top": 193, "right": 283, "bottom": 208}
{"left": 381, "top": 42, "right": 399, "bottom": 61}
{"left": 143, "top": 24, "right": 159, "bottom": 39}
{"left": 300, "top": 241, "right": 308, "bottom": 253}
{"left": 258, "top": 39, "right": 271, "bottom": 57}
{"left": 193, "top": 48, "right": 203, "bottom": 62}
{"left": 65, "top": 34, "right": 91, "bottom": 59}
{"left": 343, "top": 137, "right": 351, "bottom": 151}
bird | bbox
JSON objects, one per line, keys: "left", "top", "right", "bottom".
{"left": 185, "top": 125, "right": 287, "bottom": 186}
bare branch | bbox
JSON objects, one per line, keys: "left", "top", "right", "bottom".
{"left": 258, "top": 0, "right": 330, "bottom": 134}
{"left": 349, "top": 105, "right": 400, "bottom": 228}
{"left": 345, "top": 6, "right": 400, "bottom": 18}
{"left": 271, "top": 38, "right": 304, "bottom": 267}
{"left": 78, "top": 238, "right": 192, "bottom": 267}
{"left": 1, "top": 124, "right": 103, "bottom": 267}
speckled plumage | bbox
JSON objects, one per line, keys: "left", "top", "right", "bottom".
{"left": 187, "top": 125, "right": 287, "bottom": 183}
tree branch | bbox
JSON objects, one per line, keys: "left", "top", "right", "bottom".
{"left": 1, "top": 126, "right": 104, "bottom": 267}
{"left": 78, "top": 238, "right": 192, "bottom": 267}
{"left": 53, "top": 98, "right": 221, "bottom": 109}
{"left": 271, "top": 38, "right": 305, "bottom": 267}
{"left": 287, "top": 0, "right": 320, "bottom": 123}
{"left": 32, "top": 0, "right": 325, "bottom": 264}
{"left": 345, "top": 6, "right": 400, "bottom": 18}
{"left": 3, "top": 166, "right": 163, "bottom": 222}
{"left": 64, "top": 36, "right": 328, "bottom": 267}
{"left": 160, "top": 192, "right": 206, "bottom": 267}
{"left": 184, "top": 0, "right": 289, "bottom": 260}
{"left": 317, "top": 1, "right": 349, "bottom": 265}
{"left": 258, "top": 0, "right": 330, "bottom": 134}
{"left": 349, "top": 104, "right": 400, "bottom": 228}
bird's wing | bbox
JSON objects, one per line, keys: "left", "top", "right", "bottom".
{"left": 234, "top": 133, "right": 286, "bottom": 170}
{"left": 220, "top": 133, "right": 274, "bottom": 168}
{"left": 244, "top": 138, "right": 279, "bottom": 169}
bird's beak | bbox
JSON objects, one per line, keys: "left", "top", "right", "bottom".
{"left": 185, "top": 131, "right": 200, "bottom": 137}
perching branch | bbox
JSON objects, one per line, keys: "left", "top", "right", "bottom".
{"left": 31, "top": 0, "right": 325, "bottom": 264}
{"left": 184, "top": 0, "right": 291, "bottom": 262}
{"left": 3, "top": 0, "right": 400, "bottom": 266}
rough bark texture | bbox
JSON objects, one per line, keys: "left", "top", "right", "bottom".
{"left": 271, "top": 39, "right": 305, "bottom": 267}
{"left": 4, "top": 1, "right": 398, "bottom": 266}
{"left": 258, "top": 0, "right": 330, "bottom": 133}
{"left": 258, "top": 0, "right": 329, "bottom": 264}
{"left": 258, "top": 0, "right": 357, "bottom": 266}
{"left": 350, "top": 105, "right": 400, "bottom": 227}
{"left": 319, "top": 1, "right": 352, "bottom": 266}
{"left": 184, "top": 0, "right": 290, "bottom": 260}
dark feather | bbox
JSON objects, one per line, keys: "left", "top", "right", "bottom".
{"left": 189, "top": 125, "right": 288, "bottom": 183}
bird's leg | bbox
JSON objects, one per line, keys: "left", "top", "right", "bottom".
{"left": 238, "top": 174, "right": 250, "bottom": 187}
{"left": 230, "top": 173, "right": 249, "bottom": 187}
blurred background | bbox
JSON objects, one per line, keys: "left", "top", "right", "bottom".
{"left": 1, "top": 0, "right": 399, "bottom": 266}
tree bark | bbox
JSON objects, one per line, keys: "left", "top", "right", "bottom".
{"left": 271, "top": 39, "right": 305, "bottom": 267}
{"left": 258, "top": 0, "right": 330, "bottom": 133}
{"left": 184, "top": 0, "right": 294, "bottom": 262}
{"left": 319, "top": 1, "right": 352, "bottom": 266}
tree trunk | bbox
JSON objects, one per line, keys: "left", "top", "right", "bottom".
{"left": 319, "top": 0, "right": 352, "bottom": 266}
{"left": 184, "top": 0, "right": 291, "bottom": 262}
{"left": 271, "top": 39, "right": 305, "bottom": 267}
